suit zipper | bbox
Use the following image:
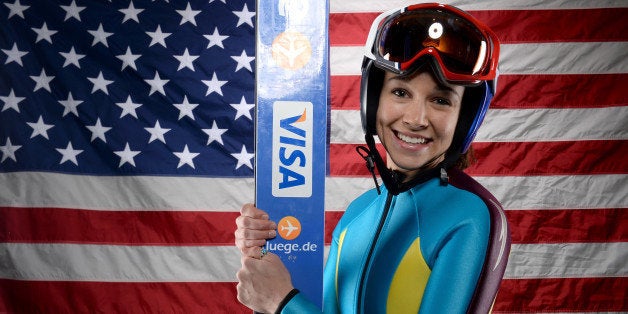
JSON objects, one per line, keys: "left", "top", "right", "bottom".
{"left": 356, "top": 192, "right": 394, "bottom": 313}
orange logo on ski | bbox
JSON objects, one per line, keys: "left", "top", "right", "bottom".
{"left": 277, "top": 216, "right": 302, "bottom": 240}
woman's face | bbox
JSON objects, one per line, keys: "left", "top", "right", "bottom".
{"left": 376, "top": 70, "right": 464, "bottom": 180}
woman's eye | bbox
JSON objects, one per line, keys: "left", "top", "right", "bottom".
{"left": 433, "top": 98, "right": 451, "bottom": 106}
{"left": 392, "top": 89, "right": 408, "bottom": 98}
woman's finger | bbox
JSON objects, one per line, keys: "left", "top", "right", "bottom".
{"left": 235, "top": 215, "right": 276, "bottom": 231}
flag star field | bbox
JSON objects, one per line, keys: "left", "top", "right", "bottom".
{"left": 0, "top": 0, "right": 256, "bottom": 177}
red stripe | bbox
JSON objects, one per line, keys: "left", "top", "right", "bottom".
{"left": 330, "top": 75, "right": 362, "bottom": 110}
{"left": 506, "top": 208, "right": 628, "bottom": 244}
{"left": 4, "top": 207, "right": 624, "bottom": 246}
{"left": 329, "top": 12, "right": 375, "bottom": 46}
{"left": 0, "top": 279, "right": 249, "bottom": 313}
{"left": 471, "top": 8, "right": 628, "bottom": 44}
{"left": 329, "top": 141, "right": 628, "bottom": 177}
{"left": 325, "top": 211, "right": 344, "bottom": 246}
{"left": 0, "top": 207, "right": 237, "bottom": 245}
{"left": 324, "top": 208, "right": 627, "bottom": 245}
{"left": 492, "top": 74, "right": 628, "bottom": 109}
{"left": 494, "top": 277, "right": 628, "bottom": 312}
{"left": 10, "top": 206, "right": 624, "bottom": 246}
{"left": 329, "top": 9, "right": 628, "bottom": 46}
{"left": 467, "top": 140, "right": 628, "bottom": 176}
{"left": 3, "top": 278, "right": 622, "bottom": 312}
{"left": 331, "top": 74, "right": 628, "bottom": 110}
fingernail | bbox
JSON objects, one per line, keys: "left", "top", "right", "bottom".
{"left": 261, "top": 214, "right": 269, "bottom": 220}
{"left": 269, "top": 230, "right": 276, "bottom": 238}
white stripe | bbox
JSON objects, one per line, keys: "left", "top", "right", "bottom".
{"left": 330, "top": 107, "right": 628, "bottom": 144}
{"left": 330, "top": 42, "right": 628, "bottom": 76}
{"left": 477, "top": 107, "right": 628, "bottom": 142}
{"left": 3, "top": 242, "right": 625, "bottom": 282}
{"left": 329, "top": 109, "right": 364, "bottom": 144}
{"left": 331, "top": 0, "right": 628, "bottom": 12}
{"left": 322, "top": 243, "right": 628, "bottom": 281}
{"left": 0, "top": 243, "right": 240, "bottom": 282}
{"left": 2, "top": 173, "right": 625, "bottom": 212}
{"left": 325, "top": 174, "right": 628, "bottom": 211}
{"left": 500, "top": 42, "right": 628, "bottom": 75}
{"left": 505, "top": 242, "right": 628, "bottom": 279}
{"left": 476, "top": 174, "right": 628, "bottom": 210}
{"left": 0, "top": 171, "right": 253, "bottom": 211}
{"left": 533, "top": 313, "right": 625, "bottom": 314}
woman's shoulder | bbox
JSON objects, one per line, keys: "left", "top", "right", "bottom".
{"left": 412, "top": 176, "right": 489, "bottom": 221}
{"left": 343, "top": 187, "right": 381, "bottom": 217}
{"left": 332, "top": 187, "right": 382, "bottom": 234}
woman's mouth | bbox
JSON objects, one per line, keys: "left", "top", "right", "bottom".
{"left": 396, "top": 131, "right": 429, "bottom": 145}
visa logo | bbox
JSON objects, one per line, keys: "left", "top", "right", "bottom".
{"left": 272, "top": 101, "right": 313, "bottom": 197}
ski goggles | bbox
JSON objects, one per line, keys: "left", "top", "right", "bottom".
{"left": 364, "top": 3, "right": 500, "bottom": 85}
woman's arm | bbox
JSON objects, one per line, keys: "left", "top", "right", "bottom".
{"left": 419, "top": 200, "right": 491, "bottom": 313}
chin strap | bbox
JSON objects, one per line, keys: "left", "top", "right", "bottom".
{"left": 356, "top": 146, "right": 381, "bottom": 195}
{"left": 358, "top": 133, "right": 457, "bottom": 195}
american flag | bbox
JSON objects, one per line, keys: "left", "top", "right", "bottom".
{"left": 1, "top": 0, "right": 626, "bottom": 312}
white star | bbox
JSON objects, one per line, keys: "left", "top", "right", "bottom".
{"left": 145, "top": 71, "right": 169, "bottom": 96}
{"left": 233, "top": 3, "right": 255, "bottom": 28}
{"left": 85, "top": 118, "right": 111, "bottom": 142}
{"left": 202, "top": 72, "right": 227, "bottom": 96}
{"left": 88, "top": 23, "right": 113, "bottom": 47}
{"left": 1, "top": 89, "right": 25, "bottom": 112}
{"left": 232, "top": 50, "right": 254, "bottom": 72}
{"left": 59, "top": 46, "right": 85, "bottom": 68}
{"left": 87, "top": 71, "right": 114, "bottom": 94}
{"left": 30, "top": 69, "right": 54, "bottom": 92}
{"left": 119, "top": 0, "right": 143, "bottom": 23}
{"left": 231, "top": 96, "right": 254, "bottom": 120}
{"left": 116, "top": 95, "right": 142, "bottom": 118}
{"left": 56, "top": 142, "right": 83, "bottom": 166}
{"left": 58, "top": 92, "right": 83, "bottom": 117}
{"left": 146, "top": 25, "right": 171, "bottom": 48}
{"left": 4, "top": 0, "right": 29, "bottom": 19}
{"left": 202, "top": 120, "right": 227, "bottom": 146}
{"left": 174, "top": 48, "right": 199, "bottom": 71}
{"left": 176, "top": 2, "right": 201, "bottom": 26}
{"left": 114, "top": 142, "right": 141, "bottom": 167}
{"left": 60, "top": 0, "right": 86, "bottom": 22}
{"left": 144, "top": 120, "right": 170, "bottom": 144}
{"left": 31, "top": 22, "right": 57, "bottom": 44}
{"left": 2, "top": 43, "right": 28, "bottom": 66}
{"left": 0, "top": 137, "right": 21, "bottom": 163}
{"left": 117, "top": 46, "right": 141, "bottom": 71}
{"left": 173, "top": 95, "right": 198, "bottom": 120}
{"left": 231, "top": 145, "right": 254, "bottom": 170}
{"left": 27, "top": 115, "right": 54, "bottom": 139}
{"left": 204, "top": 27, "right": 228, "bottom": 49}
{"left": 173, "top": 144, "right": 199, "bottom": 169}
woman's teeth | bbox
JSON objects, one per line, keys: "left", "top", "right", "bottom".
{"left": 398, "top": 133, "right": 427, "bottom": 144}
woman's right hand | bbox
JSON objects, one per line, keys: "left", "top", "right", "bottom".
{"left": 235, "top": 203, "right": 277, "bottom": 258}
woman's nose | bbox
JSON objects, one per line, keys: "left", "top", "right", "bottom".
{"left": 402, "top": 101, "right": 428, "bottom": 129}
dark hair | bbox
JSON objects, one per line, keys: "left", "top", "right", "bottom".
{"left": 454, "top": 147, "right": 477, "bottom": 170}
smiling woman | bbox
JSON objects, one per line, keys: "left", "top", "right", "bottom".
{"left": 235, "top": 3, "right": 511, "bottom": 313}
{"left": 375, "top": 70, "right": 464, "bottom": 180}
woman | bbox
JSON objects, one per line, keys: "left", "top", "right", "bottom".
{"left": 235, "top": 3, "right": 511, "bottom": 313}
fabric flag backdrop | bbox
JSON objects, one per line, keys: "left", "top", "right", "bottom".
{"left": 0, "top": 0, "right": 626, "bottom": 312}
